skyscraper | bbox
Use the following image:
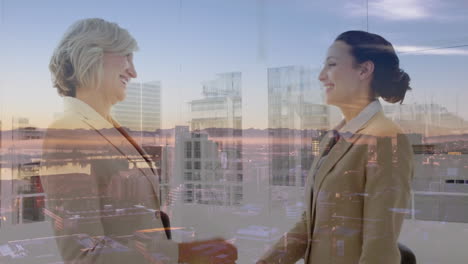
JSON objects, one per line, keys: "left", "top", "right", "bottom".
{"left": 176, "top": 72, "right": 243, "bottom": 207}
{"left": 174, "top": 127, "right": 243, "bottom": 206}
{"left": 190, "top": 72, "right": 242, "bottom": 131}
{"left": 268, "top": 66, "right": 330, "bottom": 189}
{"left": 112, "top": 81, "right": 161, "bottom": 132}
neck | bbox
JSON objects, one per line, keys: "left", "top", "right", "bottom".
{"left": 76, "top": 88, "right": 113, "bottom": 122}
{"left": 339, "top": 98, "right": 374, "bottom": 122}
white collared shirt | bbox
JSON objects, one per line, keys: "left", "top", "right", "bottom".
{"left": 337, "top": 99, "right": 382, "bottom": 137}
{"left": 314, "top": 100, "right": 383, "bottom": 174}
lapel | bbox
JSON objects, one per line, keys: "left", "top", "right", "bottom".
{"left": 305, "top": 132, "right": 334, "bottom": 218}
{"left": 313, "top": 135, "right": 355, "bottom": 197}
{"left": 65, "top": 98, "right": 160, "bottom": 204}
{"left": 310, "top": 109, "right": 384, "bottom": 199}
{"left": 307, "top": 120, "right": 370, "bottom": 235}
{"left": 306, "top": 123, "right": 345, "bottom": 205}
{"left": 83, "top": 117, "right": 159, "bottom": 189}
{"left": 308, "top": 132, "right": 335, "bottom": 177}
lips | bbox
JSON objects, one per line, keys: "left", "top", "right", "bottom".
{"left": 324, "top": 84, "right": 334, "bottom": 93}
{"left": 120, "top": 75, "right": 129, "bottom": 85}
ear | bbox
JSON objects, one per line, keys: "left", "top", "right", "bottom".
{"left": 358, "top": 61, "right": 374, "bottom": 81}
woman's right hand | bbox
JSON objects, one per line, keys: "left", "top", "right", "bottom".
{"left": 179, "top": 238, "right": 237, "bottom": 264}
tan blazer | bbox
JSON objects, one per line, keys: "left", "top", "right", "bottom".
{"left": 262, "top": 110, "right": 413, "bottom": 264}
{"left": 40, "top": 97, "right": 178, "bottom": 264}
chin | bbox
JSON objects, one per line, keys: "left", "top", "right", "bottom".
{"left": 111, "top": 95, "right": 125, "bottom": 106}
{"left": 117, "top": 91, "right": 127, "bottom": 102}
{"left": 325, "top": 96, "right": 335, "bottom": 106}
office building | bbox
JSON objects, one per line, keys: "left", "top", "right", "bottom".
{"left": 112, "top": 81, "right": 162, "bottom": 132}
{"left": 267, "top": 66, "right": 329, "bottom": 189}
{"left": 174, "top": 72, "right": 243, "bottom": 207}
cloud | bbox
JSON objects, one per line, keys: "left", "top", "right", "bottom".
{"left": 395, "top": 45, "right": 468, "bottom": 55}
{"left": 345, "top": 0, "right": 433, "bottom": 21}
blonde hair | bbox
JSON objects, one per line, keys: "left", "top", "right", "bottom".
{"left": 49, "top": 18, "right": 138, "bottom": 97}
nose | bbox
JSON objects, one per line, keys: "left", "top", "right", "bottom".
{"left": 318, "top": 67, "right": 327, "bottom": 83}
{"left": 126, "top": 58, "right": 137, "bottom": 78}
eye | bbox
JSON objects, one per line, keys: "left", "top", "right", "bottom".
{"left": 323, "top": 61, "right": 336, "bottom": 68}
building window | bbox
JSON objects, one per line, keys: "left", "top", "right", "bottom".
{"left": 237, "top": 174, "right": 243, "bottom": 182}
{"left": 184, "top": 184, "right": 194, "bottom": 203}
{"left": 194, "top": 141, "right": 201, "bottom": 158}
{"left": 194, "top": 161, "right": 201, "bottom": 170}
{"left": 193, "top": 172, "right": 201, "bottom": 181}
{"left": 185, "top": 142, "right": 192, "bottom": 158}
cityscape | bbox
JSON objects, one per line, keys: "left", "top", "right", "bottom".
{"left": 1, "top": 0, "right": 468, "bottom": 263}
{"left": 1, "top": 65, "right": 468, "bottom": 263}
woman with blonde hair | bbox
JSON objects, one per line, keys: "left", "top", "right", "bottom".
{"left": 41, "top": 18, "right": 237, "bottom": 264}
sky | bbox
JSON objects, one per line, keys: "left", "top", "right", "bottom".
{"left": 0, "top": 0, "right": 467, "bottom": 129}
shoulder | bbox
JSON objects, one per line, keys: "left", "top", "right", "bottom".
{"left": 359, "top": 111, "right": 403, "bottom": 138}
{"left": 47, "top": 112, "right": 89, "bottom": 130}
{"left": 44, "top": 112, "right": 90, "bottom": 138}
{"left": 43, "top": 112, "right": 99, "bottom": 150}
{"left": 354, "top": 111, "right": 413, "bottom": 155}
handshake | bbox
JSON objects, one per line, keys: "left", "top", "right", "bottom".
{"left": 178, "top": 238, "right": 238, "bottom": 264}
{"left": 178, "top": 238, "right": 271, "bottom": 264}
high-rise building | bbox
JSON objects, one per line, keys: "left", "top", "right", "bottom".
{"left": 267, "top": 66, "right": 330, "bottom": 189}
{"left": 190, "top": 72, "right": 242, "bottom": 131}
{"left": 112, "top": 81, "right": 161, "bottom": 132}
{"left": 175, "top": 72, "right": 243, "bottom": 207}
{"left": 174, "top": 127, "right": 243, "bottom": 206}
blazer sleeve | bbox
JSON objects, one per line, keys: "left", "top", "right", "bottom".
{"left": 359, "top": 134, "right": 413, "bottom": 264}
{"left": 259, "top": 211, "right": 308, "bottom": 264}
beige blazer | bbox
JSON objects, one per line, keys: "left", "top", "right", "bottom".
{"left": 40, "top": 97, "right": 178, "bottom": 264}
{"left": 262, "top": 110, "right": 413, "bottom": 264}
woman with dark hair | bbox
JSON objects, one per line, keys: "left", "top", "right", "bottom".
{"left": 258, "top": 31, "right": 414, "bottom": 264}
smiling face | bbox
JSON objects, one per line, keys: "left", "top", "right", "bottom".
{"left": 100, "top": 52, "right": 137, "bottom": 105}
{"left": 318, "top": 41, "right": 369, "bottom": 109}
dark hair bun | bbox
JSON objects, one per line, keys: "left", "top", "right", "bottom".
{"left": 335, "top": 30, "right": 412, "bottom": 104}
{"left": 375, "top": 69, "right": 411, "bottom": 104}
